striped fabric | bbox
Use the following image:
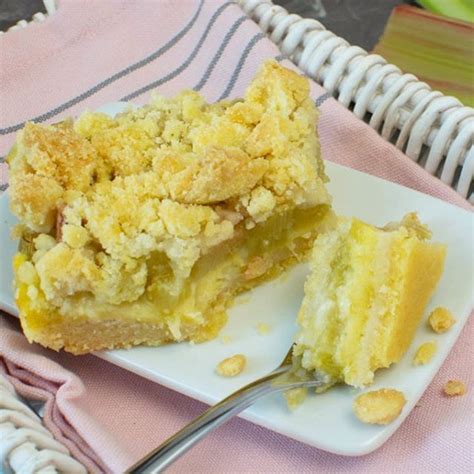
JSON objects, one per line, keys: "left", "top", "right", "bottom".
{"left": 0, "top": 1, "right": 472, "bottom": 473}
{"left": 0, "top": 1, "right": 281, "bottom": 176}
{"left": 0, "top": 2, "right": 256, "bottom": 181}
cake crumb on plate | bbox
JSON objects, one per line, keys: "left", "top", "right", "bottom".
{"left": 216, "top": 354, "right": 246, "bottom": 377}
{"left": 284, "top": 387, "right": 308, "bottom": 410}
{"left": 353, "top": 389, "right": 406, "bottom": 425}
{"left": 443, "top": 380, "right": 466, "bottom": 397}
{"left": 413, "top": 341, "right": 437, "bottom": 365}
{"left": 429, "top": 307, "right": 456, "bottom": 333}
{"left": 256, "top": 322, "right": 270, "bottom": 335}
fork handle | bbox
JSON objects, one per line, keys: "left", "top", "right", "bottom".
{"left": 127, "top": 367, "right": 290, "bottom": 473}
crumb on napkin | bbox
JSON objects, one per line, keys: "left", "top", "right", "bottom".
{"left": 216, "top": 354, "right": 246, "bottom": 377}
{"left": 353, "top": 389, "right": 406, "bottom": 425}
{"left": 443, "top": 380, "right": 466, "bottom": 397}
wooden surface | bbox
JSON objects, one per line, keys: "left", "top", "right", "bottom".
{"left": 276, "top": 0, "right": 406, "bottom": 50}
{"left": 0, "top": 0, "right": 45, "bottom": 31}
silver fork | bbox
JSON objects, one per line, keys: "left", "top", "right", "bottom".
{"left": 126, "top": 345, "right": 329, "bottom": 473}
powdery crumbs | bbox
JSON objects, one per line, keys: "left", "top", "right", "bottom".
{"left": 256, "top": 322, "right": 270, "bottom": 335}
{"left": 284, "top": 387, "right": 308, "bottom": 410}
{"left": 220, "top": 335, "right": 232, "bottom": 345}
{"left": 413, "top": 341, "right": 437, "bottom": 365}
{"left": 234, "top": 293, "right": 251, "bottom": 305}
{"left": 428, "top": 307, "right": 456, "bottom": 334}
{"left": 353, "top": 389, "right": 406, "bottom": 425}
{"left": 216, "top": 354, "right": 246, "bottom": 377}
{"left": 443, "top": 380, "right": 466, "bottom": 397}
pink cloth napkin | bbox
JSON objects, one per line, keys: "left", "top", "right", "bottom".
{"left": 0, "top": 1, "right": 472, "bottom": 472}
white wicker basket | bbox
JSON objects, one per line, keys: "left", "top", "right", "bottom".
{"left": 240, "top": 0, "right": 474, "bottom": 203}
{"left": 0, "top": 372, "right": 86, "bottom": 473}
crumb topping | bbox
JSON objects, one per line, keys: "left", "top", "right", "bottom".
{"left": 216, "top": 354, "right": 247, "bottom": 377}
{"left": 8, "top": 60, "right": 329, "bottom": 309}
{"left": 429, "top": 307, "right": 456, "bottom": 334}
{"left": 353, "top": 389, "right": 406, "bottom": 425}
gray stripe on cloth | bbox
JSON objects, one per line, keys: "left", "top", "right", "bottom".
{"left": 0, "top": 55, "right": 286, "bottom": 166}
{"left": 121, "top": 2, "right": 235, "bottom": 101}
{"left": 194, "top": 15, "right": 248, "bottom": 91}
{"left": 0, "top": 0, "right": 205, "bottom": 135}
{"left": 0, "top": 183, "right": 8, "bottom": 192}
{"left": 217, "top": 32, "right": 265, "bottom": 101}
{"left": 315, "top": 91, "right": 332, "bottom": 107}
{"left": 274, "top": 54, "right": 285, "bottom": 62}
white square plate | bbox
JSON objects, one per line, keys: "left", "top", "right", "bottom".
{"left": 0, "top": 103, "right": 472, "bottom": 456}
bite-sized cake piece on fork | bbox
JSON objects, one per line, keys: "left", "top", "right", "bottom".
{"left": 293, "top": 213, "right": 446, "bottom": 388}
{"left": 8, "top": 60, "right": 335, "bottom": 354}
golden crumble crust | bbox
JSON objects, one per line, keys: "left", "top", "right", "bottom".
{"left": 164, "top": 147, "right": 269, "bottom": 205}
{"left": 8, "top": 121, "right": 101, "bottom": 232}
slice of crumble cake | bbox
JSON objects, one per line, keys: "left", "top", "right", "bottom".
{"left": 8, "top": 60, "right": 334, "bottom": 354}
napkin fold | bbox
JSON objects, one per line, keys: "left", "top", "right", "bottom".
{"left": 0, "top": 1, "right": 472, "bottom": 472}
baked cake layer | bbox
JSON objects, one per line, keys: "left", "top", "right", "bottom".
{"left": 293, "top": 213, "right": 446, "bottom": 387}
